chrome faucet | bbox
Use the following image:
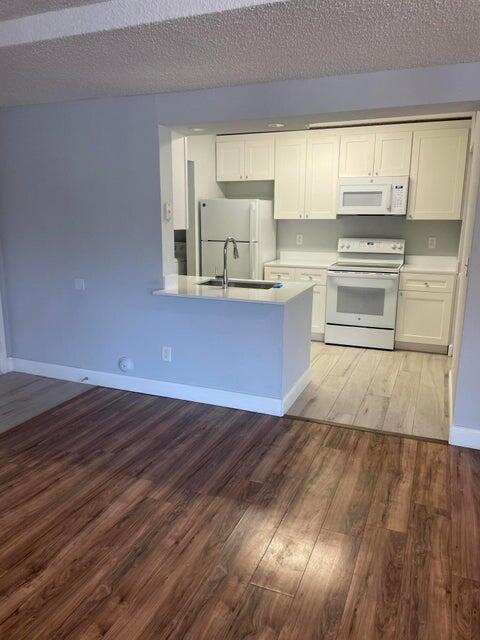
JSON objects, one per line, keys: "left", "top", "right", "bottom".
{"left": 222, "top": 236, "right": 239, "bottom": 288}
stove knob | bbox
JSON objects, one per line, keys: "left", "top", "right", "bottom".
{"left": 345, "top": 244, "right": 351, "bottom": 249}
{"left": 339, "top": 243, "right": 345, "bottom": 249}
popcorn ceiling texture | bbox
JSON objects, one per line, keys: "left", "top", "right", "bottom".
{"left": 0, "top": 0, "right": 108, "bottom": 22}
{"left": 0, "top": 0, "right": 480, "bottom": 106}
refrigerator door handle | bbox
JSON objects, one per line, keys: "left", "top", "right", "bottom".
{"left": 250, "top": 243, "right": 259, "bottom": 279}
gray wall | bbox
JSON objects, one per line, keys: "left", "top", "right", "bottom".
{"left": 454, "top": 193, "right": 480, "bottom": 431}
{"left": 0, "top": 96, "right": 284, "bottom": 397}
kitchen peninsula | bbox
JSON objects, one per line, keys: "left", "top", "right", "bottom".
{"left": 153, "top": 276, "right": 313, "bottom": 415}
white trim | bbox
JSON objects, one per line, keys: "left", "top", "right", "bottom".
{"left": 282, "top": 368, "right": 311, "bottom": 414}
{"left": 449, "top": 424, "right": 480, "bottom": 450}
{"left": 448, "top": 369, "right": 454, "bottom": 430}
{"left": 8, "top": 357, "right": 296, "bottom": 416}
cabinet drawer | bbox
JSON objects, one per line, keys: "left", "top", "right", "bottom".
{"left": 399, "top": 272, "right": 455, "bottom": 293}
{"left": 264, "top": 266, "right": 296, "bottom": 281}
{"left": 295, "top": 267, "right": 327, "bottom": 286}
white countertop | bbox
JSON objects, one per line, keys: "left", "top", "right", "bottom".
{"left": 264, "top": 251, "right": 338, "bottom": 269}
{"left": 265, "top": 251, "right": 459, "bottom": 275}
{"left": 152, "top": 275, "right": 314, "bottom": 305}
{"left": 401, "top": 255, "right": 458, "bottom": 274}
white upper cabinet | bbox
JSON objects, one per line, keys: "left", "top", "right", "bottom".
{"left": 274, "top": 132, "right": 307, "bottom": 219}
{"left": 305, "top": 131, "right": 340, "bottom": 219}
{"left": 408, "top": 127, "right": 469, "bottom": 220}
{"left": 216, "top": 133, "right": 274, "bottom": 181}
{"left": 338, "top": 133, "right": 375, "bottom": 177}
{"left": 216, "top": 136, "right": 245, "bottom": 181}
{"left": 373, "top": 130, "right": 412, "bottom": 176}
{"left": 243, "top": 133, "right": 275, "bottom": 180}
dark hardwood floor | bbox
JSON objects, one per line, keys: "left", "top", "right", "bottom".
{"left": 0, "top": 386, "right": 479, "bottom": 639}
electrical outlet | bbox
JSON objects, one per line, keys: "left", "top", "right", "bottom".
{"left": 162, "top": 346, "right": 172, "bottom": 362}
{"left": 296, "top": 234, "right": 304, "bottom": 246}
{"left": 428, "top": 237, "right": 437, "bottom": 250}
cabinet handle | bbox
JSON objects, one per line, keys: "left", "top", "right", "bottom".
{"left": 424, "top": 282, "right": 430, "bottom": 287}
{"left": 368, "top": 172, "right": 372, "bottom": 176}
{"left": 240, "top": 175, "right": 243, "bottom": 179}
{"left": 375, "top": 171, "right": 378, "bottom": 176}
{"left": 245, "top": 175, "right": 248, "bottom": 179}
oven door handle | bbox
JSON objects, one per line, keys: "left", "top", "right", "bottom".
{"left": 327, "top": 271, "right": 399, "bottom": 280}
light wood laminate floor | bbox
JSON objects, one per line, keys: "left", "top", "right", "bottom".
{"left": 0, "top": 372, "right": 91, "bottom": 434}
{"left": 290, "top": 343, "right": 451, "bottom": 441}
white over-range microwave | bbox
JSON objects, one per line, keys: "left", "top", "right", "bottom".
{"left": 337, "top": 176, "right": 409, "bottom": 216}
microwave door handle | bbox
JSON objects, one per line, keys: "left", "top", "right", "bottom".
{"left": 385, "top": 185, "right": 392, "bottom": 212}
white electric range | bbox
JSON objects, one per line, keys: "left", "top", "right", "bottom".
{"left": 325, "top": 238, "right": 405, "bottom": 350}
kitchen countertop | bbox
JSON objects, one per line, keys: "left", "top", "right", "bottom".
{"left": 265, "top": 251, "right": 459, "bottom": 275}
{"left": 152, "top": 275, "right": 314, "bottom": 305}
{"left": 401, "top": 255, "right": 458, "bottom": 274}
{"left": 264, "top": 251, "right": 338, "bottom": 270}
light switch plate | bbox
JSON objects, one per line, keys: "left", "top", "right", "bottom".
{"left": 74, "top": 278, "right": 86, "bottom": 291}
{"left": 428, "top": 237, "right": 437, "bottom": 250}
{"left": 296, "top": 234, "right": 304, "bottom": 246}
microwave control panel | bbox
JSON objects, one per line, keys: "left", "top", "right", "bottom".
{"left": 391, "top": 181, "right": 408, "bottom": 214}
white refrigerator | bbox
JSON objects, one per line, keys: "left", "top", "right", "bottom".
{"left": 200, "top": 199, "right": 276, "bottom": 279}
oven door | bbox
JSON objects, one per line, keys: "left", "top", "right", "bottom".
{"left": 337, "top": 183, "right": 391, "bottom": 215}
{"left": 326, "top": 271, "right": 399, "bottom": 329}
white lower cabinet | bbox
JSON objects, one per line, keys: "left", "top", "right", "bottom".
{"left": 264, "top": 265, "right": 326, "bottom": 338}
{"left": 395, "top": 272, "right": 455, "bottom": 347}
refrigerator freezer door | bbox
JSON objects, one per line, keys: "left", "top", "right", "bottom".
{"left": 200, "top": 199, "right": 258, "bottom": 242}
{"left": 201, "top": 241, "right": 256, "bottom": 278}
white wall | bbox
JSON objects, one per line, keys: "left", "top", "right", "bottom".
{"left": 186, "top": 135, "right": 225, "bottom": 275}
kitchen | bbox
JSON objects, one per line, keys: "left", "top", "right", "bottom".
{"left": 168, "top": 114, "right": 474, "bottom": 441}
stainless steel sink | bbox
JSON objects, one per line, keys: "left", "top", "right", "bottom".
{"left": 200, "top": 278, "right": 280, "bottom": 290}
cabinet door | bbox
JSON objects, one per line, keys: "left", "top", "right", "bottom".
{"left": 373, "top": 130, "right": 412, "bottom": 176}
{"left": 244, "top": 133, "right": 274, "bottom": 180}
{"left": 338, "top": 133, "right": 375, "bottom": 177}
{"left": 312, "top": 286, "right": 326, "bottom": 336}
{"left": 274, "top": 132, "right": 307, "bottom": 219}
{"left": 408, "top": 128, "right": 469, "bottom": 220}
{"left": 396, "top": 290, "right": 453, "bottom": 346}
{"left": 216, "top": 136, "right": 245, "bottom": 181}
{"left": 305, "top": 132, "right": 340, "bottom": 219}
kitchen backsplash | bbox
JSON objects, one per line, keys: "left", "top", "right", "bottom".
{"left": 277, "top": 219, "right": 461, "bottom": 256}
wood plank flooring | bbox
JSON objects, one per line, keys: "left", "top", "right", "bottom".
{"left": 290, "top": 342, "right": 451, "bottom": 441}
{"left": 0, "top": 387, "right": 478, "bottom": 639}
{"left": 0, "top": 372, "right": 91, "bottom": 434}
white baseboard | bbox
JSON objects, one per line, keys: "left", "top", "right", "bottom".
{"left": 282, "top": 368, "right": 311, "bottom": 414}
{"left": 449, "top": 424, "right": 480, "bottom": 450}
{"left": 8, "top": 357, "right": 307, "bottom": 417}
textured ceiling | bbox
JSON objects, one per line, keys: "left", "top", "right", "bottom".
{"left": 0, "top": 0, "right": 108, "bottom": 22}
{"left": 1, "top": 0, "right": 480, "bottom": 107}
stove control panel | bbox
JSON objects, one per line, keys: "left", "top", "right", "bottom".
{"left": 337, "top": 238, "right": 405, "bottom": 254}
